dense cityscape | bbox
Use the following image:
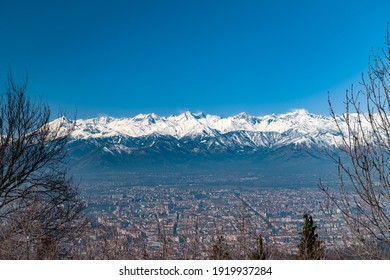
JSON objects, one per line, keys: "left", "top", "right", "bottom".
{"left": 81, "top": 176, "right": 346, "bottom": 257}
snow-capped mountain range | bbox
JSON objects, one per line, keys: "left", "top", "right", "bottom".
{"left": 55, "top": 109, "right": 361, "bottom": 176}
{"left": 60, "top": 109, "right": 348, "bottom": 149}
{"left": 53, "top": 109, "right": 360, "bottom": 183}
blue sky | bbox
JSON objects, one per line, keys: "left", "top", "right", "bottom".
{"left": 0, "top": 0, "right": 389, "bottom": 118}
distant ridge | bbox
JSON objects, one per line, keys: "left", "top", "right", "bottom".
{"left": 55, "top": 109, "right": 356, "bottom": 182}
{"left": 52, "top": 109, "right": 357, "bottom": 149}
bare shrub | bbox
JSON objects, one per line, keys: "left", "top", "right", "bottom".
{"left": 0, "top": 75, "right": 85, "bottom": 259}
{"left": 320, "top": 27, "right": 390, "bottom": 259}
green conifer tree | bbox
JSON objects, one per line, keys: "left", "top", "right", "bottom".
{"left": 297, "top": 214, "right": 324, "bottom": 260}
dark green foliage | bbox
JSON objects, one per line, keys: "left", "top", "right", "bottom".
{"left": 297, "top": 214, "right": 324, "bottom": 260}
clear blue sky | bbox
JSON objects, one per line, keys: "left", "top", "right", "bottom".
{"left": 0, "top": 0, "right": 389, "bottom": 118}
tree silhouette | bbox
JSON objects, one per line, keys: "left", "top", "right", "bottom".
{"left": 250, "top": 234, "right": 267, "bottom": 260}
{"left": 0, "top": 75, "right": 85, "bottom": 259}
{"left": 320, "top": 26, "right": 390, "bottom": 259}
{"left": 297, "top": 214, "right": 324, "bottom": 260}
{"left": 210, "top": 235, "right": 231, "bottom": 260}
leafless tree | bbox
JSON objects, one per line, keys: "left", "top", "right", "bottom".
{"left": 179, "top": 214, "right": 207, "bottom": 260}
{"left": 209, "top": 234, "right": 232, "bottom": 260}
{"left": 320, "top": 27, "right": 390, "bottom": 259}
{"left": 0, "top": 75, "right": 85, "bottom": 259}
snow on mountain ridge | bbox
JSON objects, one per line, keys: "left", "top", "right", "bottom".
{"left": 53, "top": 109, "right": 360, "bottom": 148}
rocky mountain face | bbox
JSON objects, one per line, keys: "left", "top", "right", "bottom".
{"left": 64, "top": 109, "right": 344, "bottom": 147}
{"left": 53, "top": 110, "right": 352, "bottom": 183}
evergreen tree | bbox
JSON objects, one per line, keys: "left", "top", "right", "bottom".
{"left": 297, "top": 214, "right": 324, "bottom": 260}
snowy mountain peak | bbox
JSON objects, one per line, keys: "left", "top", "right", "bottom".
{"left": 176, "top": 111, "right": 200, "bottom": 120}
{"left": 193, "top": 112, "right": 206, "bottom": 119}
{"left": 50, "top": 110, "right": 362, "bottom": 149}
{"left": 288, "top": 108, "right": 309, "bottom": 115}
{"left": 234, "top": 112, "right": 251, "bottom": 119}
{"left": 133, "top": 113, "right": 159, "bottom": 121}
